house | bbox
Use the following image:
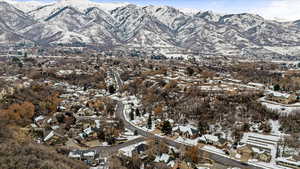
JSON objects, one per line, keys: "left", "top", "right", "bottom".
{"left": 248, "top": 82, "right": 265, "bottom": 89}
{"left": 43, "top": 131, "right": 66, "bottom": 145}
{"left": 172, "top": 125, "right": 198, "bottom": 139}
{"left": 198, "top": 134, "right": 220, "bottom": 146}
{"left": 276, "top": 156, "right": 300, "bottom": 169}
{"left": 34, "top": 115, "right": 46, "bottom": 127}
{"left": 266, "top": 91, "right": 298, "bottom": 104}
{"left": 69, "top": 150, "right": 99, "bottom": 165}
{"left": 82, "top": 150, "right": 98, "bottom": 161}
{"left": 69, "top": 150, "right": 82, "bottom": 160}
{"left": 154, "top": 153, "right": 170, "bottom": 163}
{"left": 132, "top": 143, "right": 149, "bottom": 155}
{"left": 79, "top": 127, "right": 98, "bottom": 141}
{"left": 240, "top": 132, "right": 280, "bottom": 162}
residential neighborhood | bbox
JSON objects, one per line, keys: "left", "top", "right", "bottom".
{"left": 1, "top": 50, "right": 300, "bottom": 169}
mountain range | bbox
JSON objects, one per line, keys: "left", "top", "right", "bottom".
{"left": 1, "top": 0, "right": 300, "bottom": 59}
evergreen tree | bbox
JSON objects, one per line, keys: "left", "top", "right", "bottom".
{"left": 161, "top": 121, "right": 172, "bottom": 135}
{"left": 198, "top": 121, "right": 209, "bottom": 135}
{"left": 147, "top": 115, "right": 152, "bottom": 129}
{"left": 129, "top": 108, "right": 134, "bottom": 121}
{"left": 108, "top": 85, "right": 116, "bottom": 94}
{"left": 274, "top": 84, "right": 280, "bottom": 91}
{"left": 142, "top": 108, "right": 146, "bottom": 115}
{"left": 135, "top": 108, "right": 140, "bottom": 117}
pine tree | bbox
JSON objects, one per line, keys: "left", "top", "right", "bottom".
{"left": 108, "top": 85, "right": 116, "bottom": 94}
{"left": 198, "top": 121, "right": 209, "bottom": 135}
{"left": 129, "top": 108, "right": 135, "bottom": 121}
{"left": 147, "top": 115, "right": 152, "bottom": 129}
{"left": 135, "top": 108, "right": 140, "bottom": 117}
{"left": 161, "top": 121, "right": 172, "bottom": 135}
{"left": 274, "top": 84, "right": 280, "bottom": 91}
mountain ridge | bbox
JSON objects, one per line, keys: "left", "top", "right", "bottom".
{"left": 1, "top": 0, "right": 300, "bottom": 59}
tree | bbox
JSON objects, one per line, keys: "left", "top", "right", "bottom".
{"left": 274, "top": 84, "right": 280, "bottom": 91}
{"left": 147, "top": 114, "right": 152, "bottom": 129}
{"left": 0, "top": 101, "right": 35, "bottom": 125}
{"left": 186, "top": 67, "right": 194, "bottom": 76}
{"left": 260, "top": 122, "right": 272, "bottom": 133}
{"left": 198, "top": 121, "right": 209, "bottom": 135}
{"left": 135, "top": 108, "right": 140, "bottom": 117}
{"left": 153, "top": 105, "right": 163, "bottom": 118}
{"left": 242, "top": 123, "right": 250, "bottom": 132}
{"left": 129, "top": 108, "right": 135, "bottom": 121}
{"left": 161, "top": 121, "right": 172, "bottom": 135}
{"left": 131, "top": 154, "right": 142, "bottom": 169}
{"left": 185, "top": 146, "right": 200, "bottom": 163}
{"left": 97, "top": 129, "right": 106, "bottom": 141}
{"left": 108, "top": 157, "right": 123, "bottom": 169}
{"left": 108, "top": 85, "right": 116, "bottom": 94}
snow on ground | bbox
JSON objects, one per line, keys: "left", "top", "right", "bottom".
{"left": 175, "top": 136, "right": 199, "bottom": 146}
{"left": 121, "top": 129, "right": 142, "bottom": 141}
{"left": 261, "top": 102, "right": 300, "bottom": 115}
{"left": 201, "top": 145, "right": 226, "bottom": 155}
{"left": 265, "top": 46, "right": 300, "bottom": 56}
{"left": 269, "top": 120, "right": 283, "bottom": 136}
{"left": 248, "top": 161, "right": 292, "bottom": 169}
{"left": 123, "top": 99, "right": 156, "bottom": 132}
{"left": 241, "top": 132, "right": 280, "bottom": 164}
{"left": 265, "top": 90, "right": 290, "bottom": 98}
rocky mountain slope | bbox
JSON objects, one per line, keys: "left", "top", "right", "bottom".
{"left": 1, "top": 0, "right": 300, "bottom": 59}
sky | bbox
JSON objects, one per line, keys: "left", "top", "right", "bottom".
{"left": 15, "top": 0, "right": 300, "bottom": 21}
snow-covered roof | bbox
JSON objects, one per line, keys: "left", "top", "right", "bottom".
{"left": 83, "top": 127, "right": 93, "bottom": 135}
{"left": 241, "top": 132, "right": 281, "bottom": 146}
{"left": 248, "top": 82, "right": 265, "bottom": 87}
{"left": 51, "top": 125, "right": 60, "bottom": 130}
{"left": 240, "top": 132, "right": 280, "bottom": 161}
{"left": 34, "top": 115, "right": 45, "bottom": 122}
{"left": 119, "top": 142, "right": 146, "bottom": 157}
{"left": 30, "top": 123, "right": 38, "bottom": 128}
{"left": 167, "top": 161, "right": 175, "bottom": 167}
{"left": 95, "top": 120, "right": 100, "bottom": 128}
{"left": 199, "top": 134, "right": 219, "bottom": 143}
{"left": 47, "top": 118, "right": 52, "bottom": 123}
{"left": 226, "top": 78, "right": 242, "bottom": 83}
{"left": 154, "top": 153, "right": 170, "bottom": 163}
{"left": 83, "top": 151, "right": 96, "bottom": 157}
{"left": 69, "top": 151, "right": 81, "bottom": 158}
{"left": 276, "top": 156, "right": 300, "bottom": 166}
{"left": 266, "top": 90, "right": 290, "bottom": 98}
{"left": 44, "top": 131, "right": 54, "bottom": 141}
{"left": 172, "top": 124, "right": 198, "bottom": 135}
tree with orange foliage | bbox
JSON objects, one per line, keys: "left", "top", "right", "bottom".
{"left": 0, "top": 101, "right": 35, "bottom": 125}
{"left": 39, "top": 92, "right": 61, "bottom": 115}
{"left": 153, "top": 105, "right": 163, "bottom": 119}
{"left": 185, "top": 146, "right": 200, "bottom": 163}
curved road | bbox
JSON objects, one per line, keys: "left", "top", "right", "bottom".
{"left": 92, "top": 70, "right": 262, "bottom": 169}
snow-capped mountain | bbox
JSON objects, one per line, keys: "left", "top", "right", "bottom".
{"left": 294, "top": 20, "right": 300, "bottom": 27}
{"left": 28, "top": 0, "right": 128, "bottom": 20}
{"left": 1, "top": 0, "right": 300, "bottom": 59}
{"left": 2, "top": 0, "right": 46, "bottom": 12}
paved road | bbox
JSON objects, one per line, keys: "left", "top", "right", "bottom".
{"left": 91, "top": 137, "right": 146, "bottom": 157}
{"left": 110, "top": 69, "right": 262, "bottom": 169}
